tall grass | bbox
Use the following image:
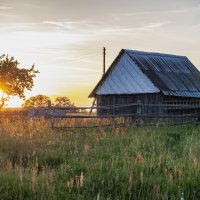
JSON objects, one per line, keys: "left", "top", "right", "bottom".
{"left": 0, "top": 118, "right": 199, "bottom": 199}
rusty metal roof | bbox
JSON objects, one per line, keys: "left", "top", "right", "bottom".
{"left": 89, "top": 49, "right": 200, "bottom": 98}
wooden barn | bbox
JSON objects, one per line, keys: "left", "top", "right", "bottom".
{"left": 89, "top": 49, "right": 200, "bottom": 122}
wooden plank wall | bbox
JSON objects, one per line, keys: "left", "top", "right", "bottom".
{"left": 96, "top": 94, "right": 200, "bottom": 123}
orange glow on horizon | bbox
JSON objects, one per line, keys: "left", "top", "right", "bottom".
{"left": 4, "top": 85, "right": 94, "bottom": 108}
{"left": 52, "top": 86, "right": 94, "bottom": 107}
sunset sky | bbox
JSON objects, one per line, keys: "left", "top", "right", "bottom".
{"left": 0, "top": 0, "right": 200, "bottom": 107}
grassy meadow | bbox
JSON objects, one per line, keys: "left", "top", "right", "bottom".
{"left": 0, "top": 118, "right": 199, "bottom": 199}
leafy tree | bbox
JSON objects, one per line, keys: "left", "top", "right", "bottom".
{"left": 0, "top": 54, "right": 38, "bottom": 109}
{"left": 22, "top": 95, "right": 50, "bottom": 108}
{"left": 54, "top": 96, "right": 73, "bottom": 107}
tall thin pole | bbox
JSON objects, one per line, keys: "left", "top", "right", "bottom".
{"left": 103, "top": 47, "right": 106, "bottom": 75}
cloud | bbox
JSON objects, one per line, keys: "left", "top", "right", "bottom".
{"left": 170, "top": 8, "right": 189, "bottom": 13}
{"left": 111, "top": 11, "right": 152, "bottom": 19}
{"left": 0, "top": 5, "right": 13, "bottom": 10}
{"left": 42, "top": 20, "right": 106, "bottom": 33}
{"left": 43, "top": 21, "right": 75, "bottom": 30}
{"left": 0, "top": 3, "right": 16, "bottom": 19}
{"left": 194, "top": 24, "right": 200, "bottom": 28}
{"left": 0, "top": 22, "right": 42, "bottom": 31}
{"left": 0, "top": 17, "right": 172, "bottom": 48}
{"left": 0, "top": 13, "right": 17, "bottom": 18}
{"left": 137, "top": 21, "right": 171, "bottom": 31}
{"left": 41, "top": 19, "right": 171, "bottom": 36}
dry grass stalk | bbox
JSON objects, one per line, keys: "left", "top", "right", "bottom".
{"left": 135, "top": 153, "right": 144, "bottom": 163}
{"left": 19, "top": 167, "right": 23, "bottom": 183}
{"left": 140, "top": 171, "right": 144, "bottom": 184}
{"left": 48, "top": 171, "right": 54, "bottom": 185}
{"left": 99, "top": 128, "right": 106, "bottom": 137}
{"left": 153, "top": 184, "right": 160, "bottom": 199}
{"left": 188, "top": 147, "right": 193, "bottom": 161}
{"left": 6, "top": 160, "right": 12, "bottom": 173}
{"left": 121, "top": 127, "right": 126, "bottom": 136}
{"left": 31, "top": 167, "right": 37, "bottom": 192}
{"left": 84, "top": 144, "right": 89, "bottom": 153}
{"left": 174, "top": 165, "right": 177, "bottom": 174}
{"left": 164, "top": 167, "right": 168, "bottom": 175}
{"left": 96, "top": 136, "right": 99, "bottom": 144}
{"left": 188, "top": 146, "right": 198, "bottom": 166}
{"left": 159, "top": 154, "right": 162, "bottom": 166}
{"left": 69, "top": 178, "right": 74, "bottom": 191}
{"left": 114, "top": 127, "right": 119, "bottom": 137}
{"left": 80, "top": 172, "right": 84, "bottom": 187}
{"left": 128, "top": 175, "right": 132, "bottom": 193}
{"left": 66, "top": 178, "right": 74, "bottom": 192}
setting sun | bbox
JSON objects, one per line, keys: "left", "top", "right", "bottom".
{"left": 0, "top": 89, "right": 3, "bottom": 98}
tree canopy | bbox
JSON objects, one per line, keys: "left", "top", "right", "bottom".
{"left": 54, "top": 96, "right": 73, "bottom": 107}
{"left": 23, "top": 95, "right": 74, "bottom": 108}
{"left": 22, "top": 95, "right": 50, "bottom": 108}
{"left": 0, "top": 54, "right": 38, "bottom": 109}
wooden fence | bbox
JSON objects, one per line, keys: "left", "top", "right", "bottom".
{"left": 47, "top": 101, "right": 200, "bottom": 129}
{"left": 0, "top": 101, "right": 199, "bottom": 128}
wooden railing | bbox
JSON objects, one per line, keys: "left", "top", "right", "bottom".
{"left": 46, "top": 101, "right": 200, "bottom": 129}
{"left": 0, "top": 101, "right": 199, "bottom": 128}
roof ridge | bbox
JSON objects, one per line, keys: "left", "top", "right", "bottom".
{"left": 123, "top": 49, "right": 187, "bottom": 59}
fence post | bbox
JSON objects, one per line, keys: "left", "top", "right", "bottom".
{"left": 89, "top": 98, "right": 96, "bottom": 116}
{"left": 50, "top": 116, "right": 54, "bottom": 129}
{"left": 48, "top": 100, "right": 54, "bottom": 129}
{"left": 47, "top": 100, "right": 51, "bottom": 108}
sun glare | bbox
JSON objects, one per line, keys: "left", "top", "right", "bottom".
{"left": 0, "top": 90, "right": 22, "bottom": 108}
{"left": 0, "top": 89, "right": 4, "bottom": 98}
{"left": 7, "top": 97, "right": 23, "bottom": 108}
